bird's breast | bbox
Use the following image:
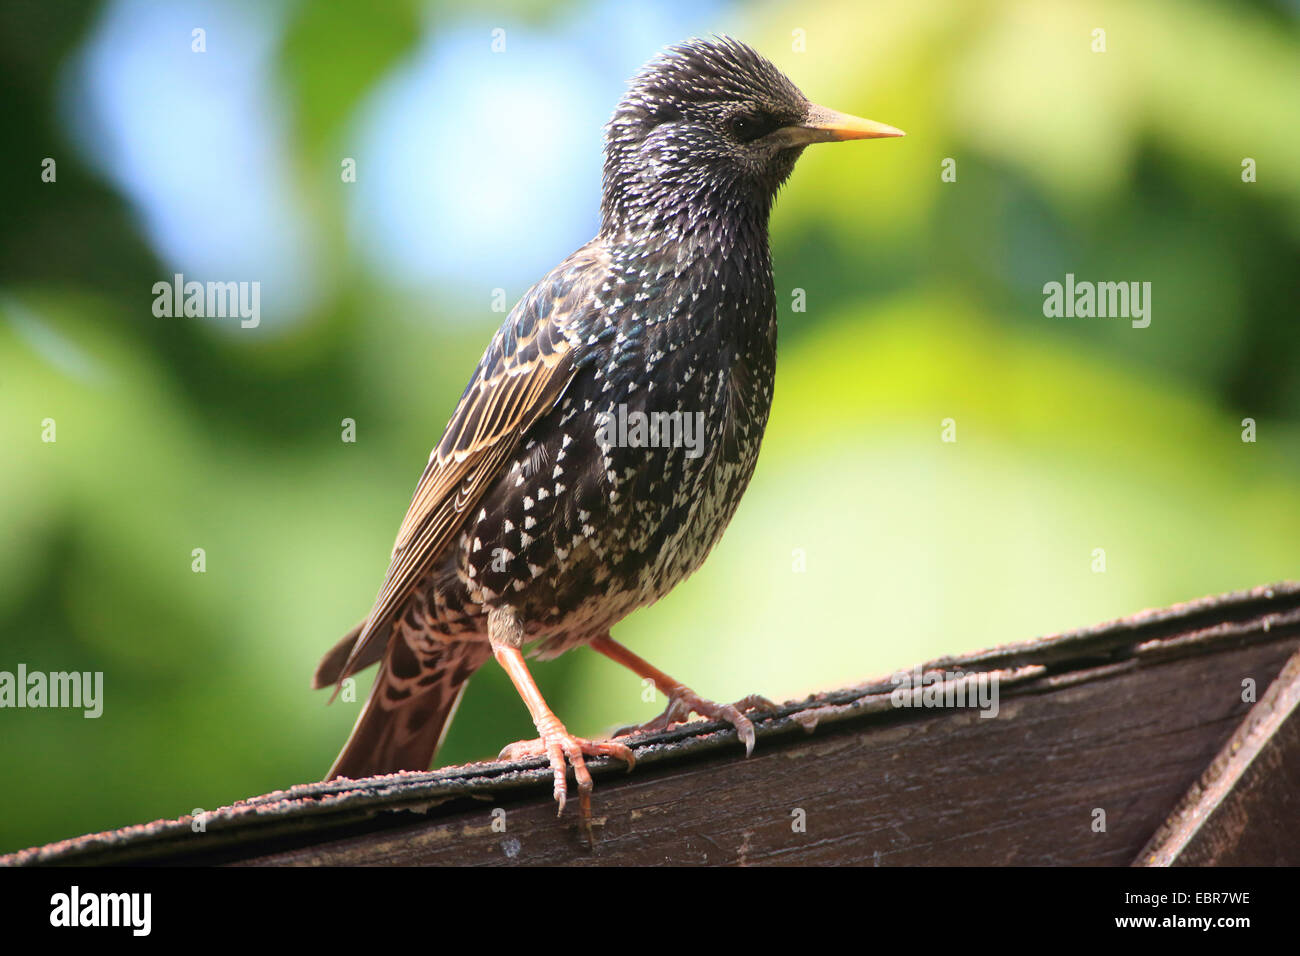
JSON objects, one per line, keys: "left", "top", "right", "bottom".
{"left": 444, "top": 236, "right": 778, "bottom": 651}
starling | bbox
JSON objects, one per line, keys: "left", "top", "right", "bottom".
{"left": 314, "top": 36, "right": 902, "bottom": 825}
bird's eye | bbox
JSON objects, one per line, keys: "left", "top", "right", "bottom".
{"left": 728, "top": 111, "right": 771, "bottom": 143}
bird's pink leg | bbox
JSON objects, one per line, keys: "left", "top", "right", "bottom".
{"left": 493, "top": 644, "right": 634, "bottom": 837}
{"left": 590, "top": 635, "right": 774, "bottom": 755}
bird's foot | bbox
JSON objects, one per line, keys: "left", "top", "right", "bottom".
{"left": 498, "top": 717, "right": 636, "bottom": 838}
{"left": 617, "top": 691, "right": 776, "bottom": 756}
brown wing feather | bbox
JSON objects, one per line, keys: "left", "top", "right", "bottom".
{"left": 328, "top": 244, "right": 605, "bottom": 690}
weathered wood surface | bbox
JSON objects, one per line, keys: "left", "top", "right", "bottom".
{"left": 5, "top": 582, "right": 1299, "bottom": 866}
{"left": 1137, "top": 645, "right": 1300, "bottom": 866}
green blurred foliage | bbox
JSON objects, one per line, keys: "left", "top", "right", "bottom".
{"left": 1, "top": 0, "right": 1297, "bottom": 853}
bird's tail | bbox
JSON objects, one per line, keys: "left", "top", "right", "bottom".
{"left": 315, "top": 625, "right": 489, "bottom": 781}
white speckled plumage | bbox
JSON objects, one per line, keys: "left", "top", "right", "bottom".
{"left": 316, "top": 36, "right": 870, "bottom": 781}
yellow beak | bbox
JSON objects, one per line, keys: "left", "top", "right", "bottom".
{"left": 778, "top": 103, "right": 905, "bottom": 145}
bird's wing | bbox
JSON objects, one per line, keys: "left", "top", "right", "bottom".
{"left": 331, "top": 247, "right": 606, "bottom": 687}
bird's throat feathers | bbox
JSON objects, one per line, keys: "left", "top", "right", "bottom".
{"left": 599, "top": 140, "right": 796, "bottom": 246}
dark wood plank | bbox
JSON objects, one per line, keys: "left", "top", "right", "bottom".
{"left": 1137, "top": 648, "right": 1300, "bottom": 866}
{"left": 5, "top": 582, "right": 1297, "bottom": 867}
{"left": 233, "top": 638, "right": 1296, "bottom": 865}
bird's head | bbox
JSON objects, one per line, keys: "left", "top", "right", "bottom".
{"left": 601, "top": 36, "right": 902, "bottom": 234}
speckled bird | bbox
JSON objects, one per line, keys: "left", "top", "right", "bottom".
{"left": 314, "top": 36, "right": 902, "bottom": 826}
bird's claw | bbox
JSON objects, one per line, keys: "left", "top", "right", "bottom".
{"left": 616, "top": 691, "right": 775, "bottom": 756}
{"left": 499, "top": 723, "right": 636, "bottom": 839}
